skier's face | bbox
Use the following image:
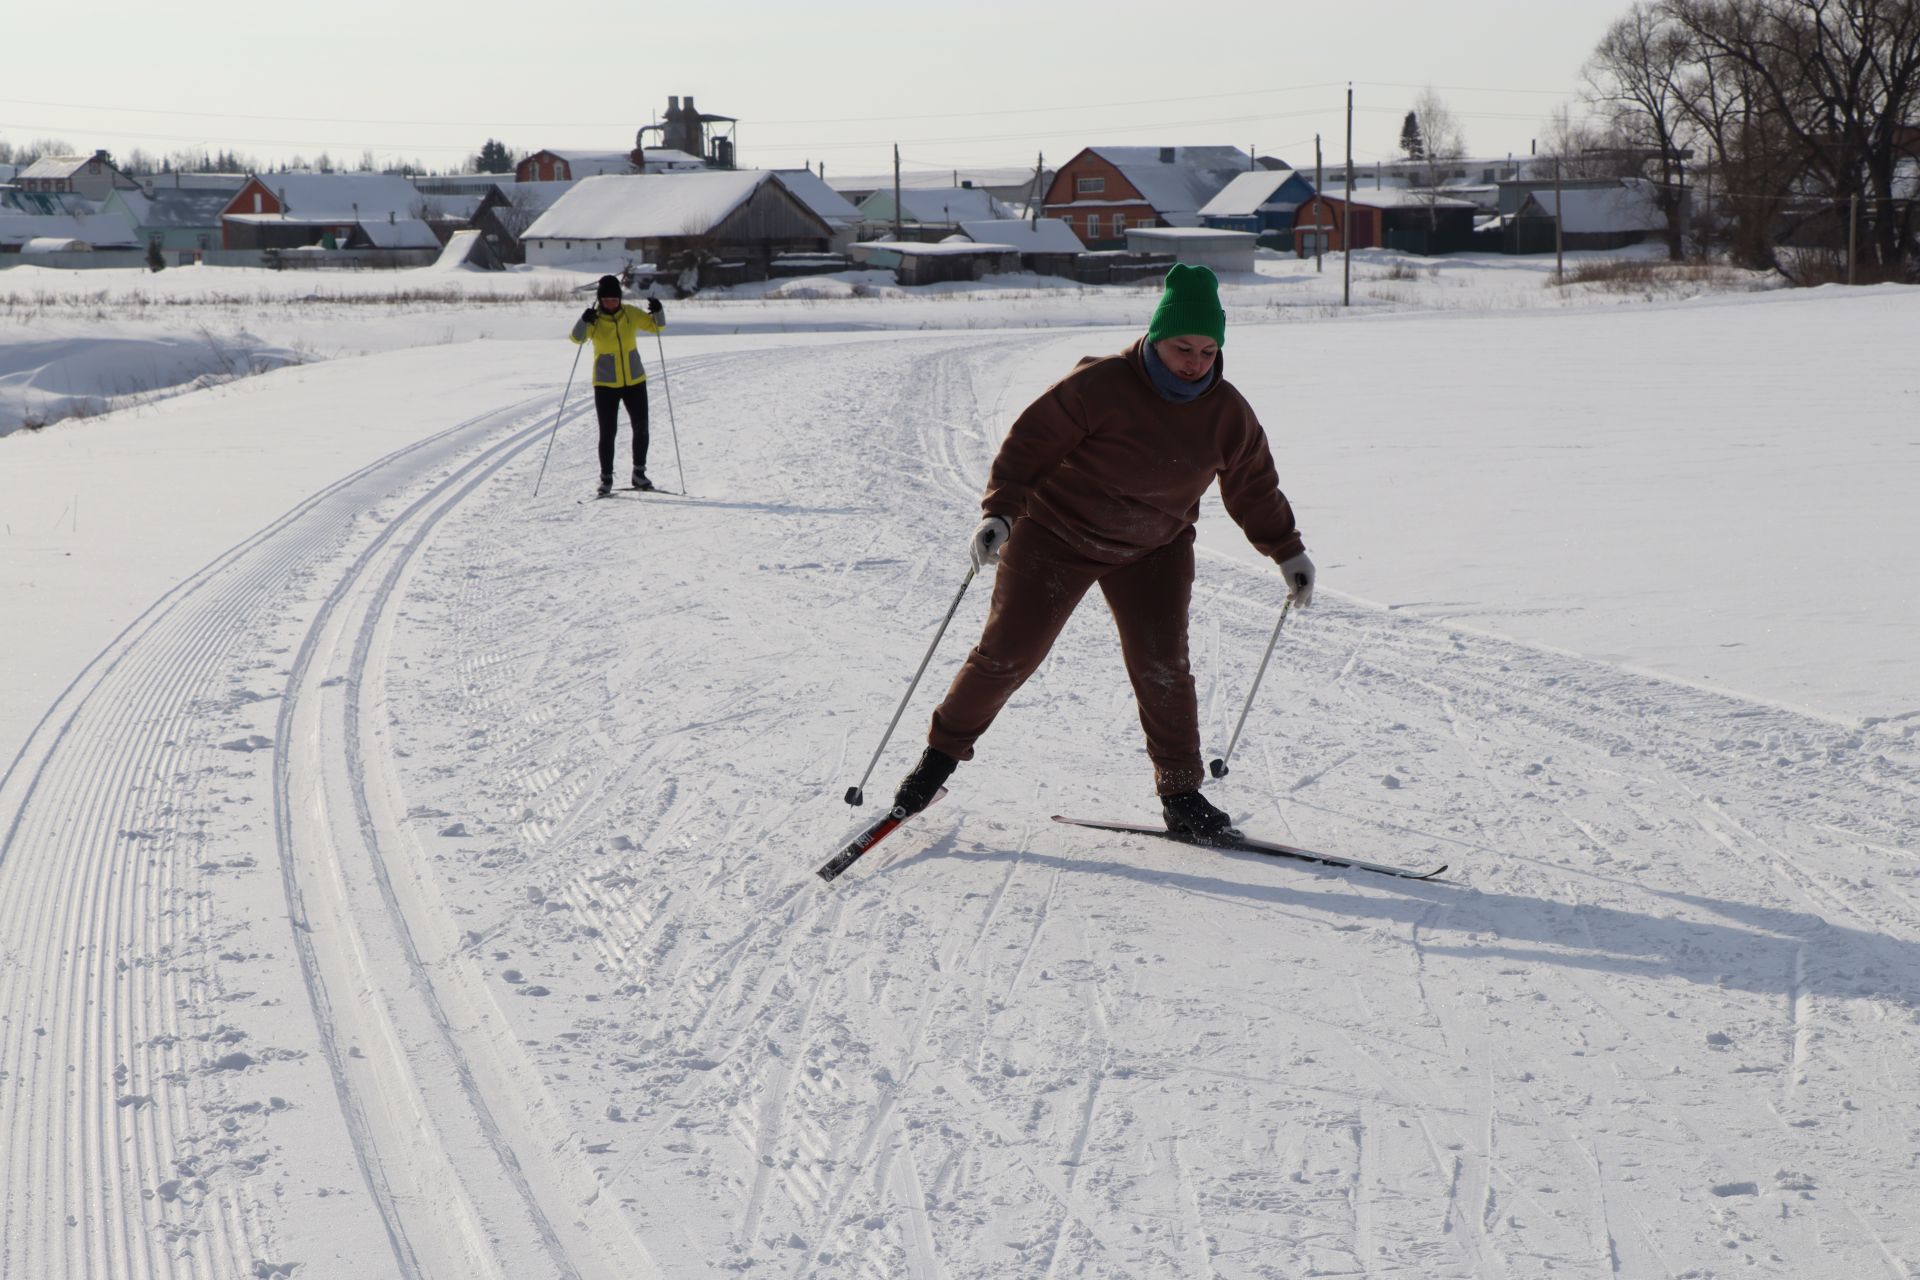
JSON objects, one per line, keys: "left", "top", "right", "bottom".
{"left": 598, "top": 295, "right": 621, "bottom": 311}
{"left": 1154, "top": 335, "right": 1218, "bottom": 382}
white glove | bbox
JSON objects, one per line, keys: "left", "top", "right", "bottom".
{"left": 969, "top": 516, "right": 1012, "bottom": 569}
{"left": 1279, "top": 550, "right": 1315, "bottom": 608}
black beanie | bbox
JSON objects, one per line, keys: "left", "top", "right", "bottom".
{"left": 596, "top": 274, "right": 623, "bottom": 299}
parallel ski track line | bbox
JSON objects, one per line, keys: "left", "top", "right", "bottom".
{"left": 270, "top": 385, "right": 700, "bottom": 1278}
{"left": 0, "top": 396, "right": 563, "bottom": 1279}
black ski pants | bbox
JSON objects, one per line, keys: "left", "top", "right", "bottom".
{"left": 592, "top": 383, "right": 649, "bottom": 480}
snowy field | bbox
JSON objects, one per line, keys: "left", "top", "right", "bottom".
{"left": 2, "top": 254, "right": 1918, "bottom": 1279}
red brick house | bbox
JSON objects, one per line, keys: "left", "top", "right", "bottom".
{"left": 1291, "top": 190, "right": 1477, "bottom": 256}
{"left": 1043, "top": 146, "right": 1256, "bottom": 248}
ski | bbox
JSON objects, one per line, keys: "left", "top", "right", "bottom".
{"left": 817, "top": 788, "right": 946, "bottom": 883}
{"left": 1050, "top": 815, "right": 1447, "bottom": 881}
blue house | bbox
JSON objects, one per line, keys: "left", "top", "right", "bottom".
{"left": 1197, "top": 169, "right": 1318, "bottom": 238}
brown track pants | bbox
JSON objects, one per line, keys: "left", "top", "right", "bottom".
{"left": 927, "top": 518, "right": 1203, "bottom": 796}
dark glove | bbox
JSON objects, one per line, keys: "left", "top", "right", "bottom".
{"left": 648, "top": 297, "right": 665, "bottom": 319}
{"left": 580, "top": 306, "right": 598, "bottom": 326}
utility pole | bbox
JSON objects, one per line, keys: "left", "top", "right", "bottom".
{"left": 1314, "top": 133, "right": 1324, "bottom": 273}
{"left": 1553, "top": 157, "right": 1564, "bottom": 282}
{"left": 1343, "top": 84, "right": 1354, "bottom": 307}
{"left": 893, "top": 144, "right": 903, "bottom": 242}
{"left": 1027, "top": 151, "right": 1045, "bottom": 227}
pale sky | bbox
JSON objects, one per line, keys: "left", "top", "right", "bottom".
{"left": 6, "top": 1, "right": 1634, "bottom": 178}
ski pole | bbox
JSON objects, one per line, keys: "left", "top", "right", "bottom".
{"left": 532, "top": 340, "right": 584, "bottom": 497}
{"left": 653, "top": 329, "right": 687, "bottom": 495}
{"left": 1209, "top": 598, "right": 1293, "bottom": 779}
{"left": 844, "top": 564, "right": 977, "bottom": 806}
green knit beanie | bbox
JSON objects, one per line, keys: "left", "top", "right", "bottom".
{"left": 1145, "top": 263, "right": 1226, "bottom": 347}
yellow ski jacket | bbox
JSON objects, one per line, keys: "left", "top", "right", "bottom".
{"left": 570, "top": 304, "right": 665, "bottom": 388}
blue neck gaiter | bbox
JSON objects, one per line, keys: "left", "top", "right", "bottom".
{"left": 1142, "top": 338, "right": 1216, "bottom": 403}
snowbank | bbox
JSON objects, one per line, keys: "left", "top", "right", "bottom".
{"left": 0, "top": 323, "right": 301, "bottom": 435}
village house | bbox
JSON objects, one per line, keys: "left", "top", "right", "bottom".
{"left": 12, "top": 152, "right": 140, "bottom": 202}
{"left": 856, "top": 185, "right": 1014, "bottom": 238}
{"left": 953, "top": 217, "right": 1085, "bottom": 273}
{"left": 1198, "top": 169, "right": 1319, "bottom": 242}
{"left": 218, "top": 173, "right": 439, "bottom": 251}
{"left": 469, "top": 180, "right": 574, "bottom": 264}
{"left": 101, "top": 183, "right": 242, "bottom": 261}
{"left": 0, "top": 210, "right": 138, "bottom": 254}
{"left": 845, "top": 239, "right": 1021, "bottom": 285}
{"left": 1291, "top": 189, "right": 1478, "bottom": 257}
{"left": 515, "top": 150, "right": 635, "bottom": 183}
{"left": 1043, "top": 146, "right": 1259, "bottom": 249}
{"left": 1511, "top": 179, "right": 1678, "bottom": 252}
{"left": 770, "top": 169, "right": 864, "bottom": 252}
{"left": 521, "top": 170, "right": 834, "bottom": 280}
{"left": 829, "top": 165, "right": 1048, "bottom": 209}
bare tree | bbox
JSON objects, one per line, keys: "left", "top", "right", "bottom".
{"left": 1588, "top": 2, "right": 1699, "bottom": 256}
{"left": 1406, "top": 88, "right": 1469, "bottom": 236}
{"left": 1663, "top": 0, "right": 1920, "bottom": 276}
{"left": 1537, "top": 105, "right": 1638, "bottom": 179}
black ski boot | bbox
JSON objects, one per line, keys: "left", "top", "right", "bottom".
{"left": 1161, "top": 790, "right": 1236, "bottom": 841}
{"left": 596, "top": 475, "right": 613, "bottom": 498}
{"left": 632, "top": 471, "right": 654, "bottom": 492}
{"left": 891, "top": 747, "right": 958, "bottom": 816}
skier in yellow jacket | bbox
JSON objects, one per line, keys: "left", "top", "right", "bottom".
{"left": 570, "top": 274, "right": 666, "bottom": 496}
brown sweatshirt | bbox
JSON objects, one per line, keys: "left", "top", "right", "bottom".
{"left": 980, "top": 338, "right": 1304, "bottom": 566}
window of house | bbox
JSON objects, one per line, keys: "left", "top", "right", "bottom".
{"left": 253, "top": 192, "right": 263, "bottom": 213}
{"left": 1077, "top": 176, "right": 1104, "bottom": 195}
{"left": 1086, "top": 214, "right": 1102, "bottom": 240}
{"left": 1111, "top": 214, "right": 1126, "bottom": 235}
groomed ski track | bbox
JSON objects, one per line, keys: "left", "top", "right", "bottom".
{"left": 3, "top": 327, "right": 1918, "bottom": 1278}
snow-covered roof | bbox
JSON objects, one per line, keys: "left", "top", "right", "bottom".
{"left": 17, "top": 155, "right": 106, "bottom": 182}
{"left": 642, "top": 149, "right": 707, "bottom": 170}
{"left": 1335, "top": 188, "right": 1478, "bottom": 211}
{"left": 417, "top": 193, "right": 484, "bottom": 221}
{"left": 827, "top": 166, "right": 1040, "bottom": 195}
{"left": 1086, "top": 146, "right": 1254, "bottom": 217}
{"left": 119, "top": 188, "right": 233, "bottom": 229}
{"left": 143, "top": 173, "right": 247, "bottom": 192}
{"left": 1125, "top": 226, "right": 1258, "bottom": 242}
{"left": 859, "top": 186, "right": 1012, "bottom": 223}
{"left": 1197, "top": 169, "right": 1308, "bottom": 218}
{"left": 849, "top": 240, "right": 1020, "bottom": 258}
{"left": 1520, "top": 180, "right": 1666, "bottom": 233}
{"left": 770, "top": 170, "right": 863, "bottom": 225}
{"left": 21, "top": 236, "right": 90, "bottom": 252}
{"left": 354, "top": 219, "right": 441, "bottom": 249}
{"left": 524, "top": 170, "right": 822, "bottom": 240}
{"left": 541, "top": 150, "right": 636, "bottom": 176}
{"left": 0, "top": 211, "right": 137, "bottom": 248}
{"left": 242, "top": 172, "right": 426, "bottom": 222}
{"left": 956, "top": 218, "right": 1085, "bottom": 254}
{"left": 499, "top": 180, "right": 576, "bottom": 216}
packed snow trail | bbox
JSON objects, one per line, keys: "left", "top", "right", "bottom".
{"left": 381, "top": 332, "right": 1920, "bottom": 1278}
{"left": 2, "top": 321, "right": 1917, "bottom": 1278}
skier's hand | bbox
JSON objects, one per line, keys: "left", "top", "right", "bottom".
{"left": 648, "top": 297, "right": 665, "bottom": 319}
{"left": 580, "top": 306, "right": 598, "bottom": 326}
{"left": 1279, "top": 550, "right": 1315, "bottom": 608}
{"left": 969, "top": 516, "right": 1012, "bottom": 569}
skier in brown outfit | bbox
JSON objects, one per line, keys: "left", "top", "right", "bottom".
{"left": 889, "top": 263, "right": 1316, "bottom": 839}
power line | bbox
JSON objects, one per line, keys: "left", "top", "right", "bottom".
{"left": 0, "top": 105, "right": 1353, "bottom": 158}
{"left": 0, "top": 82, "right": 1351, "bottom": 133}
